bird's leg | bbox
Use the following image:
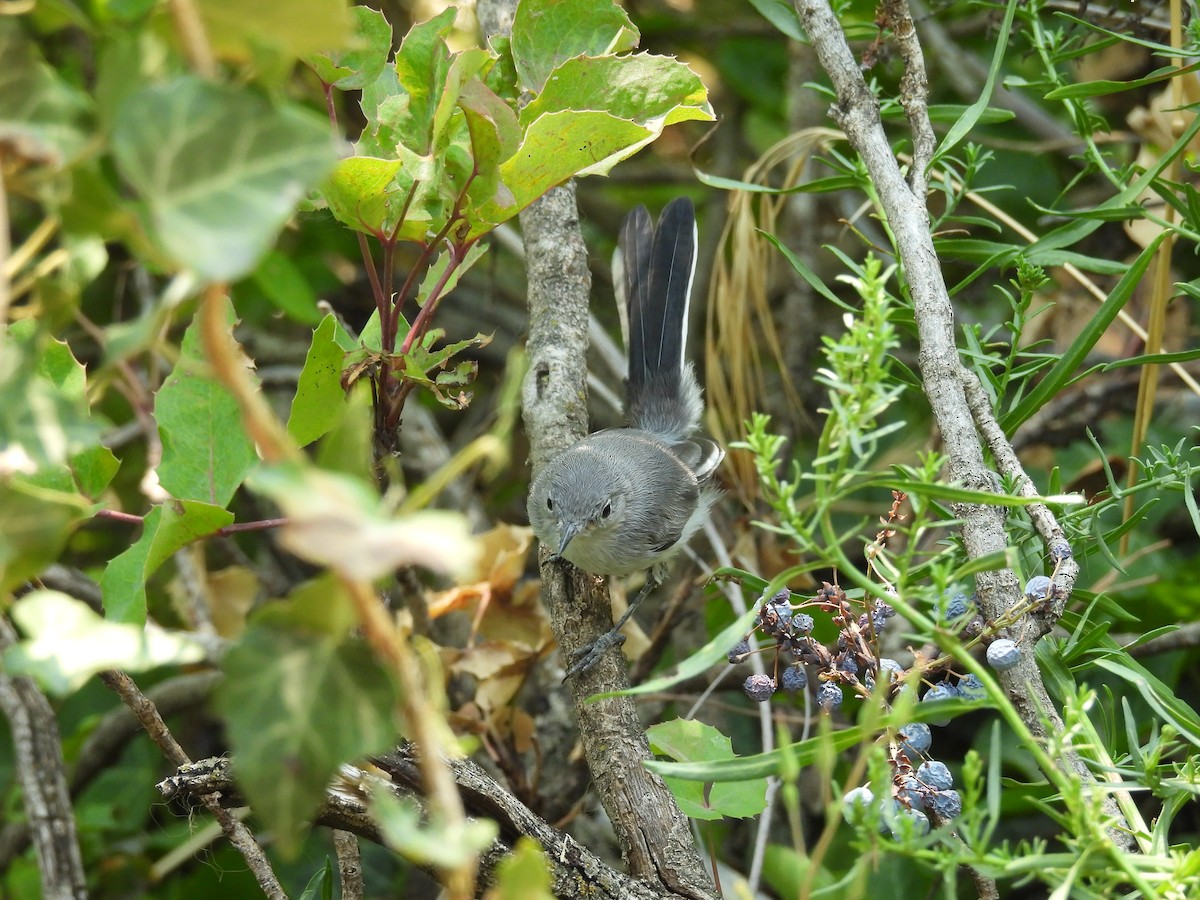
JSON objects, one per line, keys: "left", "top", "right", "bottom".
{"left": 563, "top": 574, "right": 660, "bottom": 680}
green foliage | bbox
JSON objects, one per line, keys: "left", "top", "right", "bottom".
{"left": 215, "top": 587, "right": 400, "bottom": 856}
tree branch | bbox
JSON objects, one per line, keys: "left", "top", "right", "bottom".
{"left": 793, "top": 0, "right": 1133, "bottom": 850}
{"left": 0, "top": 617, "right": 87, "bottom": 900}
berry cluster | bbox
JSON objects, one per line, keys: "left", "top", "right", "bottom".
{"left": 727, "top": 572, "right": 1062, "bottom": 835}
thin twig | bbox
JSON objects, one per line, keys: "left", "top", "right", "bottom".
{"left": 99, "top": 670, "right": 286, "bottom": 899}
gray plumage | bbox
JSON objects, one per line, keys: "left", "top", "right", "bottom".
{"left": 527, "top": 199, "right": 723, "bottom": 674}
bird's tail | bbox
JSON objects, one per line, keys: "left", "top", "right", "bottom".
{"left": 619, "top": 197, "right": 701, "bottom": 440}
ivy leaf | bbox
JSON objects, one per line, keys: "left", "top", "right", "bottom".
{"left": 3, "top": 591, "right": 205, "bottom": 696}
{"left": 1, "top": 320, "right": 102, "bottom": 473}
{"left": 100, "top": 501, "right": 234, "bottom": 625}
{"left": 647, "top": 719, "right": 769, "bottom": 820}
{"left": 322, "top": 157, "right": 408, "bottom": 238}
{"left": 215, "top": 610, "right": 398, "bottom": 856}
{"left": 155, "top": 299, "right": 258, "bottom": 507}
{"left": 307, "top": 5, "right": 393, "bottom": 89}
{"left": 246, "top": 463, "right": 479, "bottom": 581}
{"left": 288, "top": 315, "right": 352, "bottom": 447}
{"left": 390, "top": 7, "right": 457, "bottom": 156}
{"left": 511, "top": 0, "right": 639, "bottom": 93}
{"left": 112, "top": 77, "right": 335, "bottom": 281}
{"left": 0, "top": 478, "right": 91, "bottom": 595}
{"left": 520, "top": 53, "right": 713, "bottom": 132}
{"left": 0, "top": 18, "right": 89, "bottom": 166}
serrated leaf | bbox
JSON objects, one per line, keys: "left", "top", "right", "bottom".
{"left": 1, "top": 321, "right": 102, "bottom": 473}
{"left": 470, "top": 110, "right": 650, "bottom": 235}
{"left": 246, "top": 463, "right": 478, "bottom": 581}
{"left": 3, "top": 591, "right": 205, "bottom": 696}
{"left": 100, "top": 501, "right": 234, "bottom": 624}
{"left": 197, "top": 0, "right": 351, "bottom": 64}
{"left": 520, "top": 53, "right": 712, "bottom": 132}
{"left": 214, "top": 615, "right": 398, "bottom": 856}
{"left": 391, "top": 7, "right": 457, "bottom": 156}
{"left": 288, "top": 315, "right": 351, "bottom": 447}
{"left": 647, "top": 719, "right": 768, "bottom": 820}
{"left": 155, "top": 300, "right": 258, "bottom": 506}
{"left": 307, "top": 5, "right": 393, "bottom": 89}
{"left": 511, "top": 0, "right": 639, "bottom": 93}
{"left": 112, "top": 77, "right": 335, "bottom": 281}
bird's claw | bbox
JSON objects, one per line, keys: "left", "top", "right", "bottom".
{"left": 563, "top": 631, "right": 627, "bottom": 680}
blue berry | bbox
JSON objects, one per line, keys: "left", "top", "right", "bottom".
{"left": 896, "top": 772, "right": 923, "bottom": 808}
{"left": 987, "top": 639, "right": 1021, "bottom": 671}
{"left": 868, "top": 658, "right": 903, "bottom": 691}
{"left": 889, "top": 806, "right": 931, "bottom": 838}
{"left": 743, "top": 673, "right": 776, "bottom": 702}
{"left": 837, "top": 654, "right": 858, "bottom": 676}
{"left": 817, "top": 682, "right": 844, "bottom": 711}
{"left": 956, "top": 674, "right": 986, "bottom": 701}
{"left": 842, "top": 785, "right": 874, "bottom": 821}
{"left": 926, "top": 788, "right": 962, "bottom": 819}
{"left": 792, "top": 613, "right": 814, "bottom": 635}
{"left": 943, "top": 591, "right": 971, "bottom": 619}
{"left": 898, "top": 722, "right": 932, "bottom": 758}
{"left": 1024, "top": 575, "right": 1052, "bottom": 600}
{"left": 916, "top": 760, "right": 953, "bottom": 791}
{"left": 727, "top": 639, "right": 752, "bottom": 664}
{"left": 780, "top": 666, "right": 807, "bottom": 692}
{"left": 921, "top": 682, "right": 958, "bottom": 726}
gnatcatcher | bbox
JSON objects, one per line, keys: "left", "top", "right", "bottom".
{"left": 528, "top": 197, "right": 724, "bottom": 678}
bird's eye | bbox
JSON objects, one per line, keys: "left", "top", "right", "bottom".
{"left": 601, "top": 501, "right": 612, "bottom": 519}
{"left": 546, "top": 497, "right": 554, "bottom": 511}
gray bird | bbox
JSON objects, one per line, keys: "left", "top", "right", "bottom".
{"left": 527, "top": 198, "right": 724, "bottom": 678}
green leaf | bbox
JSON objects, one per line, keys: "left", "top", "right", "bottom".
{"left": 372, "top": 791, "right": 498, "bottom": 868}
{"left": 297, "top": 859, "right": 335, "bottom": 900}
{"left": 69, "top": 444, "right": 120, "bottom": 499}
{"left": 251, "top": 251, "right": 323, "bottom": 325}
{"left": 0, "top": 18, "right": 89, "bottom": 166}
{"left": 214, "top": 613, "right": 399, "bottom": 856}
{"left": 288, "top": 315, "right": 351, "bottom": 447}
{"left": 307, "top": 5, "right": 393, "bottom": 89}
{"left": 1000, "top": 232, "right": 1167, "bottom": 434}
{"left": 100, "top": 501, "right": 234, "bottom": 625}
{"left": 3, "top": 591, "right": 205, "bottom": 696}
{"left": 1044, "top": 60, "right": 1200, "bottom": 100}
{"left": 1, "top": 320, "right": 102, "bottom": 472}
{"left": 0, "top": 477, "right": 91, "bottom": 594}
{"left": 155, "top": 300, "right": 258, "bottom": 507}
{"left": 511, "top": 0, "right": 639, "bottom": 93}
{"left": 322, "top": 156, "right": 409, "bottom": 238}
{"left": 390, "top": 7, "right": 457, "bottom": 156}
{"left": 933, "top": 0, "right": 1018, "bottom": 166}
{"left": 112, "top": 77, "right": 335, "bottom": 281}
{"left": 748, "top": 0, "right": 804, "bottom": 41}
{"left": 475, "top": 110, "right": 650, "bottom": 233}
{"left": 491, "top": 838, "right": 554, "bottom": 900}
{"left": 519, "top": 53, "right": 712, "bottom": 134}
{"left": 246, "top": 463, "right": 478, "bottom": 581}
{"left": 647, "top": 719, "right": 768, "bottom": 820}
{"left": 4, "top": 592, "right": 206, "bottom": 696}
{"left": 197, "top": 0, "right": 351, "bottom": 65}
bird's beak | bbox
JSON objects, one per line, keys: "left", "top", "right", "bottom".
{"left": 554, "top": 522, "right": 581, "bottom": 560}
